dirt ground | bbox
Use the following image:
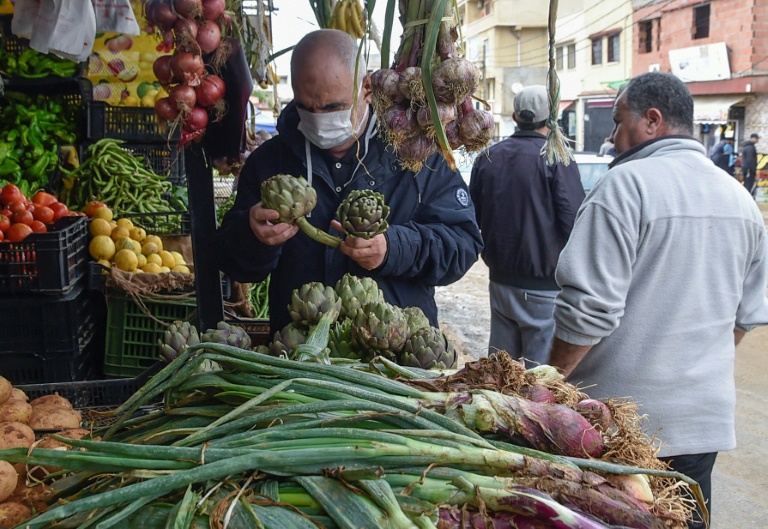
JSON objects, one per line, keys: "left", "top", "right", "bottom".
{"left": 435, "top": 202, "right": 768, "bottom": 529}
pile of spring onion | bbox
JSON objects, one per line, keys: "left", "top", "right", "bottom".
{"left": 0, "top": 333, "right": 703, "bottom": 529}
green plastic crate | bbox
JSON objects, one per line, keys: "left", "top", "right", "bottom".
{"left": 104, "top": 292, "right": 198, "bottom": 377}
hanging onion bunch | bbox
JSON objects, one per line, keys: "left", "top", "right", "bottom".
{"left": 145, "top": 0, "right": 232, "bottom": 144}
{"left": 373, "top": 1, "right": 494, "bottom": 172}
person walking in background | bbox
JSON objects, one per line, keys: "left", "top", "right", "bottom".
{"left": 549, "top": 72, "right": 768, "bottom": 529}
{"left": 741, "top": 133, "right": 760, "bottom": 196}
{"left": 712, "top": 137, "right": 736, "bottom": 176}
{"left": 469, "top": 85, "right": 584, "bottom": 368}
{"left": 598, "top": 136, "right": 615, "bottom": 156}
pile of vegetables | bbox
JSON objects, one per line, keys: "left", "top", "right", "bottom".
{"left": 373, "top": 0, "right": 494, "bottom": 171}
{"left": 145, "top": 0, "right": 230, "bottom": 143}
{"left": 0, "top": 183, "right": 78, "bottom": 242}
{"left": 247, "top": 275, "right": 270, "bottom": 319}
{"left": 0, "top": 48, "right": 78, "bottom": 79}
{"left": 0, "top": 92, "right": 79, "bottom": 195}
{"left": 61, "top": 138, "right": 187, "bottom": 218}
{"left": 0, "top": 332, "right": 701, "bottom": 528}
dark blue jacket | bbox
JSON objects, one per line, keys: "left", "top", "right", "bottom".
{"left": 469, "top": 130, "right": 584, "bottom": 290}
{"left": 216, "top": 102, "right": 483, "bottom": 334}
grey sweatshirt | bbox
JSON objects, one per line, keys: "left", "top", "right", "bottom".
{"left": 554, "top": 137, "right": 768, "bottom": 457}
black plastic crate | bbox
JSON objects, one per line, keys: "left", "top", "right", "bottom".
{"left": 87, "top": 101, "right": 180, "bottom": 143}
{"left": 118, "top": 211, "right": 191, "bottom": 236}
{"left": 122, "top": 142, "right": 186, "bottom": 183}
{"left": 0, "top": 215, "right": 88, "bottom": 294}
{"left": 16, "top": 362, "right": 163, "bottom": 409}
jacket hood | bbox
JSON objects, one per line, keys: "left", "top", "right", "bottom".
{"left": 610, "top": 136, "right": 705, "bottom": 168}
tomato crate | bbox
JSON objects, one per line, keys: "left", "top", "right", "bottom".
{"left": 0, "top": 215, "right": 88, "bottom": 294}
{"left": 118, "top": 211, "right": 191, "bottom": 237}
{"left": 87, "top": 101, "right": 179, "bottom": 143}
{"left": 0, "top": 285, "right": 98, "bottom": 384}
{"left": 104, "top": 292, "right": 198, "bottom": 378}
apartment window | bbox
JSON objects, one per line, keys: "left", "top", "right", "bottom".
{"left": 591, "top": 39, "right": 602, "bottom": 65}
{"left": 482, "top": 0, "right": 492, "bottom": 16}
{"left": 639, "top": 20, "right": 653, "bottom": 53}
{"left": 567, "top": 43, "right": 576, "bottom": 68}
{"left": 694, "top": 4, "right": 710, "bottom": 39}
{"left": 485, "top": 78, "right": 495, "bottom": 101}
{"left": 556, "top": 46, "right": 564, "bottom": 70}
{"left": 607, "top": 33, "right": 620, "bottom": 63}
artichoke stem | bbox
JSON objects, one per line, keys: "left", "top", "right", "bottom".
{"left": 297, "top": 217, "right": 342, "bottom": 248}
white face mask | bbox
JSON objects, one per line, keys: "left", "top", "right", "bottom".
{"left": 297, "top": 102, "right": 369, "bottom": 150}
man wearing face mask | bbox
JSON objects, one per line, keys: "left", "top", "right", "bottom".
{"left": 217, "top": 29, "right": 483, "bottom": 335}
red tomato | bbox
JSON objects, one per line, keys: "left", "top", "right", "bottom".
{"left": 32, "top": 191, "right": 57, "bottom": 207}
{"left": 0, "top": 184, "right": 22, "bottom": 206}
{"left": 8, "top": 201, "right": 26, "bottom": 214}
{"left": 13, "top": 210, "right": 34, "bottom": 226}
{"left": 25, "top": 202, "right": 35, "bottom": 212}
{"left": 33, "top": 206, "right": 54, "bottom": 224}
{"left": 0, "top": 215, "right": 9, "bottom": 233}
{"left": 30, "top": 220, "right": 47, "bottom": 233}
{"left": 0, "top": 209, "right": 10, "bottom": 218}
{"left": 5, "top": 223, "right": 33, "bottom": 242}
{"left": 84, "top": 200, "right": 107, "bottom": 217}
{"left": 49, "top": 202, "right": 69, "bottom": 221}
{"left": 0, "top": 230, "right": 4, "bottom": 242}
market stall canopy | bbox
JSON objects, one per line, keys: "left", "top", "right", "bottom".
{"left": 558, "top": 100, "right": 574, "bottom": 116}
{"left": 692, "top": 95, "right": 745, "bottom": 124}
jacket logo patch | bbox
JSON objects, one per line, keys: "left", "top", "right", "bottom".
{"left": 456, "top": 188, "right": 469, "bottom": 207}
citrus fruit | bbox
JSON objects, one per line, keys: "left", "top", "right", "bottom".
{"left": 114, "top": 249, "right": 139, "bottom": 272}
{"left": 146, "top": 253, "right": 163, "bottom": 266}
{"left": 142, "top": 242, "right": 159, "bottom": 255}
{"left": 160, "top": 266, "right": 171, "bottom": 273}
{"left": 96, "top": 259, "right": 112, "bottom": 269}
{"left": 89, "top": 235, "right": 116, "bottom": 260}
{"left": 136, "top": 254, "right": 147, "bottom": 268}
{"left": 159, "top": 250, "right": 175, "bottom": 268}
{"left": 94, "top": 207, "right": 113, "bottom": 222}
{"left": 89, "top": 218, "right": 112, "bottom": 237}
{"left": 142, "top": 263, "right": 162, "bottom": 274}
{"left": 129, "top": 227, "right": 146, "bottom": 242}
{"left": 170, "top": 251, "right": 185, "bottom": 265}
{"left": 114, "top": 237, "right": 135, "bottom": 253}
{"left": 116, "top": 218, "right": 134, "bottom": 230}
{"left": 172, "top": 265, "right": 191, "bottom": 273}
{"left": 111, "top": 226, "right": 130, "bottom": 241}
{"left": 144, "top": 235, "right": 163, "bottom": 251}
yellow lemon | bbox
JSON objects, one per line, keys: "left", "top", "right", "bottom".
{"left": 172, "top": 265, "right": 190, "bottom": 274}
{"left": 89, "top": 235, "right": 116, "bottom": 261}
{"left": 141, "top": 242, "right": 159, "bottom": 255}
{"left": 169, "top": 251, "right": 185, "bottom": 265}
{"left": 94, "top": 207, "right": 113, "bottom": 222}
{"left": 136, "top": 254, "right": 147, "bottom": 268}
{"left": 129, "top": 227, "right": 146, "bottom": 242}
{"left": 96, "top": 259, "right": 112, "bottom": 269}
{"left": 159, "top": 250, "right": 175, "bottom": 268}
{"left": 111, "top": 226, "right": 130, "bottom": 242}
{"left": 160, "top": 266, "right": 171, "bottom": 273}
{"left": 114, "top": 249, "right": 138, "bottom": 272}
{"left": 146, "top": 253, "right": 163, "bottom": 266}
{"left": 114, "top": 237, "right": 135, "bottom": 253}
{"left": 89, "top": 217, "right": 112, "bottom": 237}
{"left": 144, "top": 235, "right": 163, "bottom": 252}
{"left": 116, "top": 218, "right": 134, "bottom": 230}
{"left": 142, "top": 263, "right": 163, "bottom": 274}
{"left": 109, "top": 220, "right": 117, "bottom": 230}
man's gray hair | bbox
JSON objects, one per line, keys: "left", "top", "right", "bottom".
{"left": 622, "top": 72, "right": 694, "bottom": 134}
{"left": 292, "top": 30, "right": 367, "bottom": 84}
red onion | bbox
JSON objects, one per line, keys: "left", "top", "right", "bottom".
{"left": 371, "top": 68, "right": 404, "bottom": 104}
{"left": 183, "top": 105, "right": 209, "bottom": 132}
{"left": 445, "top": 120, "right": 462, "bottom": 150}
{"left": 398, "top": 67, "right": 425, "bottom": 103}
{"left": 144, "top": 0, "right": 160, "bottom": 27}
{"left": 575, "top": 399, "right": 612, "bottom": 431}
{"left": 382, "top": 104, "right": 420, "bottom": 144}
{"left": 196, "top": 20, "right": 221, "bottom": 55}
{"left": 154, "top": 2, "right": 178, "bottom": 30}
{"left": 458, "top": 100, "right": 495, "bottom": 152}
{"left": 195, "top": 74, "right": 225, "bottom": 107}
{"left": 173, "top": 0, "right": 202, "bottom": 19}
{"left": 154, "top": 97, "right": 179, "bottom": 121}
{"left": 170, "top": 83, "right": 197, "bottom": 112}
{"left": 173, "top": 17, "right": 198, "bottom": 39}
{"left": 520, "top": 384, "right": 556, "bottom": 404}
{"left": 170, "top": 51, "right": 205, "bottom": 86}
{"left": 544, "top": 404, "right": 604, "bottom": 458}
{"left": 152, "top": 55, "right": 174, "bottom": 84}
{"left": 397, "top": 131, "right": 437, "bottom": 163}
{"left": 202, "top": 0, "right": 225, "bottom": 20}
{"left": 416, "top": 102, "right": 456, "bottom": 129}
{"left": 432, "top": 58, "right": 481, "bottom": 104}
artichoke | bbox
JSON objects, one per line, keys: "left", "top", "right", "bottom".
{"left": 201, "top": 321, "right": 252, "bottom": 350}
{"left": 328, "top": 319, "right": 362, "bottom": 360}
{"left": 399, "top": 327, "right": 458, "bottom": 370}
{"left": 337, "top": 189, "right": 390, "bottom": 239}
{"left": 335, "top": 273, "right": 384, "bottom": 322}
{"left": 352, "top": 301, "right": 408, "bottom": 354}
{"left": 403, "top": 306, "right": 431, "bottom": 335}
{"left": 269, "top": 323, "right": 308, "bottom": 357}
{"left": 261, "top": 174, "right": 342, "bottom": 248}
{"left": 158, "top": 321, "right": 200, "bottom": 362}
{"left": 288, "top": 282, "right": 341, "bottom": 328}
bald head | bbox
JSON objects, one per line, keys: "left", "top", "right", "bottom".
{"left": 291, "top": 29, "right": 365, "bottom": 85}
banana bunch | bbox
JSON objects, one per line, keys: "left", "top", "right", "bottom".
{"left": 329, "top": 0, "right": 366, "bottom": 39}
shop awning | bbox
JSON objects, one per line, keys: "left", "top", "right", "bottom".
{"left": 558, "top": 100, "right": 575, "bottom": 115}
{"left": 693, "top": 95, "right": 745, "bottom": 124}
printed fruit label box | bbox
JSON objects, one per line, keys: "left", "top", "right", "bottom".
{"left": 87, "top": 0, "right": 166, "bottom": 107}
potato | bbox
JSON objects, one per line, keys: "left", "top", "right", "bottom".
{"left": 0, "top": 401, "right": 31, "bottom": 424}
{"left": 36, "top": 428, "right": 91, "bottom": 450}
{"left": 0, "top": 501, "right": 31, "bottom": 528}
{"left": 0, "top": 423, "right": 34, "bottom": 450}
{"left": 10, "top": 481, "right": 50, "bottom": 513}
{"left": 0, "top": 461, "right": 17, "bottom": 503}
{"left": 28, "top": 395, "right": 72, "bottom": 410}
{"left": 28, "top": 408, "right": 81, "bottom": 430}
{"left": 0, "top": 378, "right": 10, "bottom": 407}
{"left": 8, "top": 390, "right": 26, "bottom": 403}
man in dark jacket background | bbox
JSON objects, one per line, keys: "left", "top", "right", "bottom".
{"left": 469, "top": 85, "right": 584, "bottom": 367}
{"left": 741, "top": 133, "right": 759, "bottom": 197}
{"left": 216, "top": 29, "right": 483, "bottom": 335}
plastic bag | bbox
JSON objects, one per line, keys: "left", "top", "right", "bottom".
{"left": 10, "top": 0, "right": 41, "bottom": 39}
{"left": 45, "top": 0, "right": 97, "bottom": 62}
{"left": 92, "top": 0, "right": 140, "bottom": 35}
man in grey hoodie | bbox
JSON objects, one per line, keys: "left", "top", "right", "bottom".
{"left": 549, "top": 72, "right": 768, "bottom": 529}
